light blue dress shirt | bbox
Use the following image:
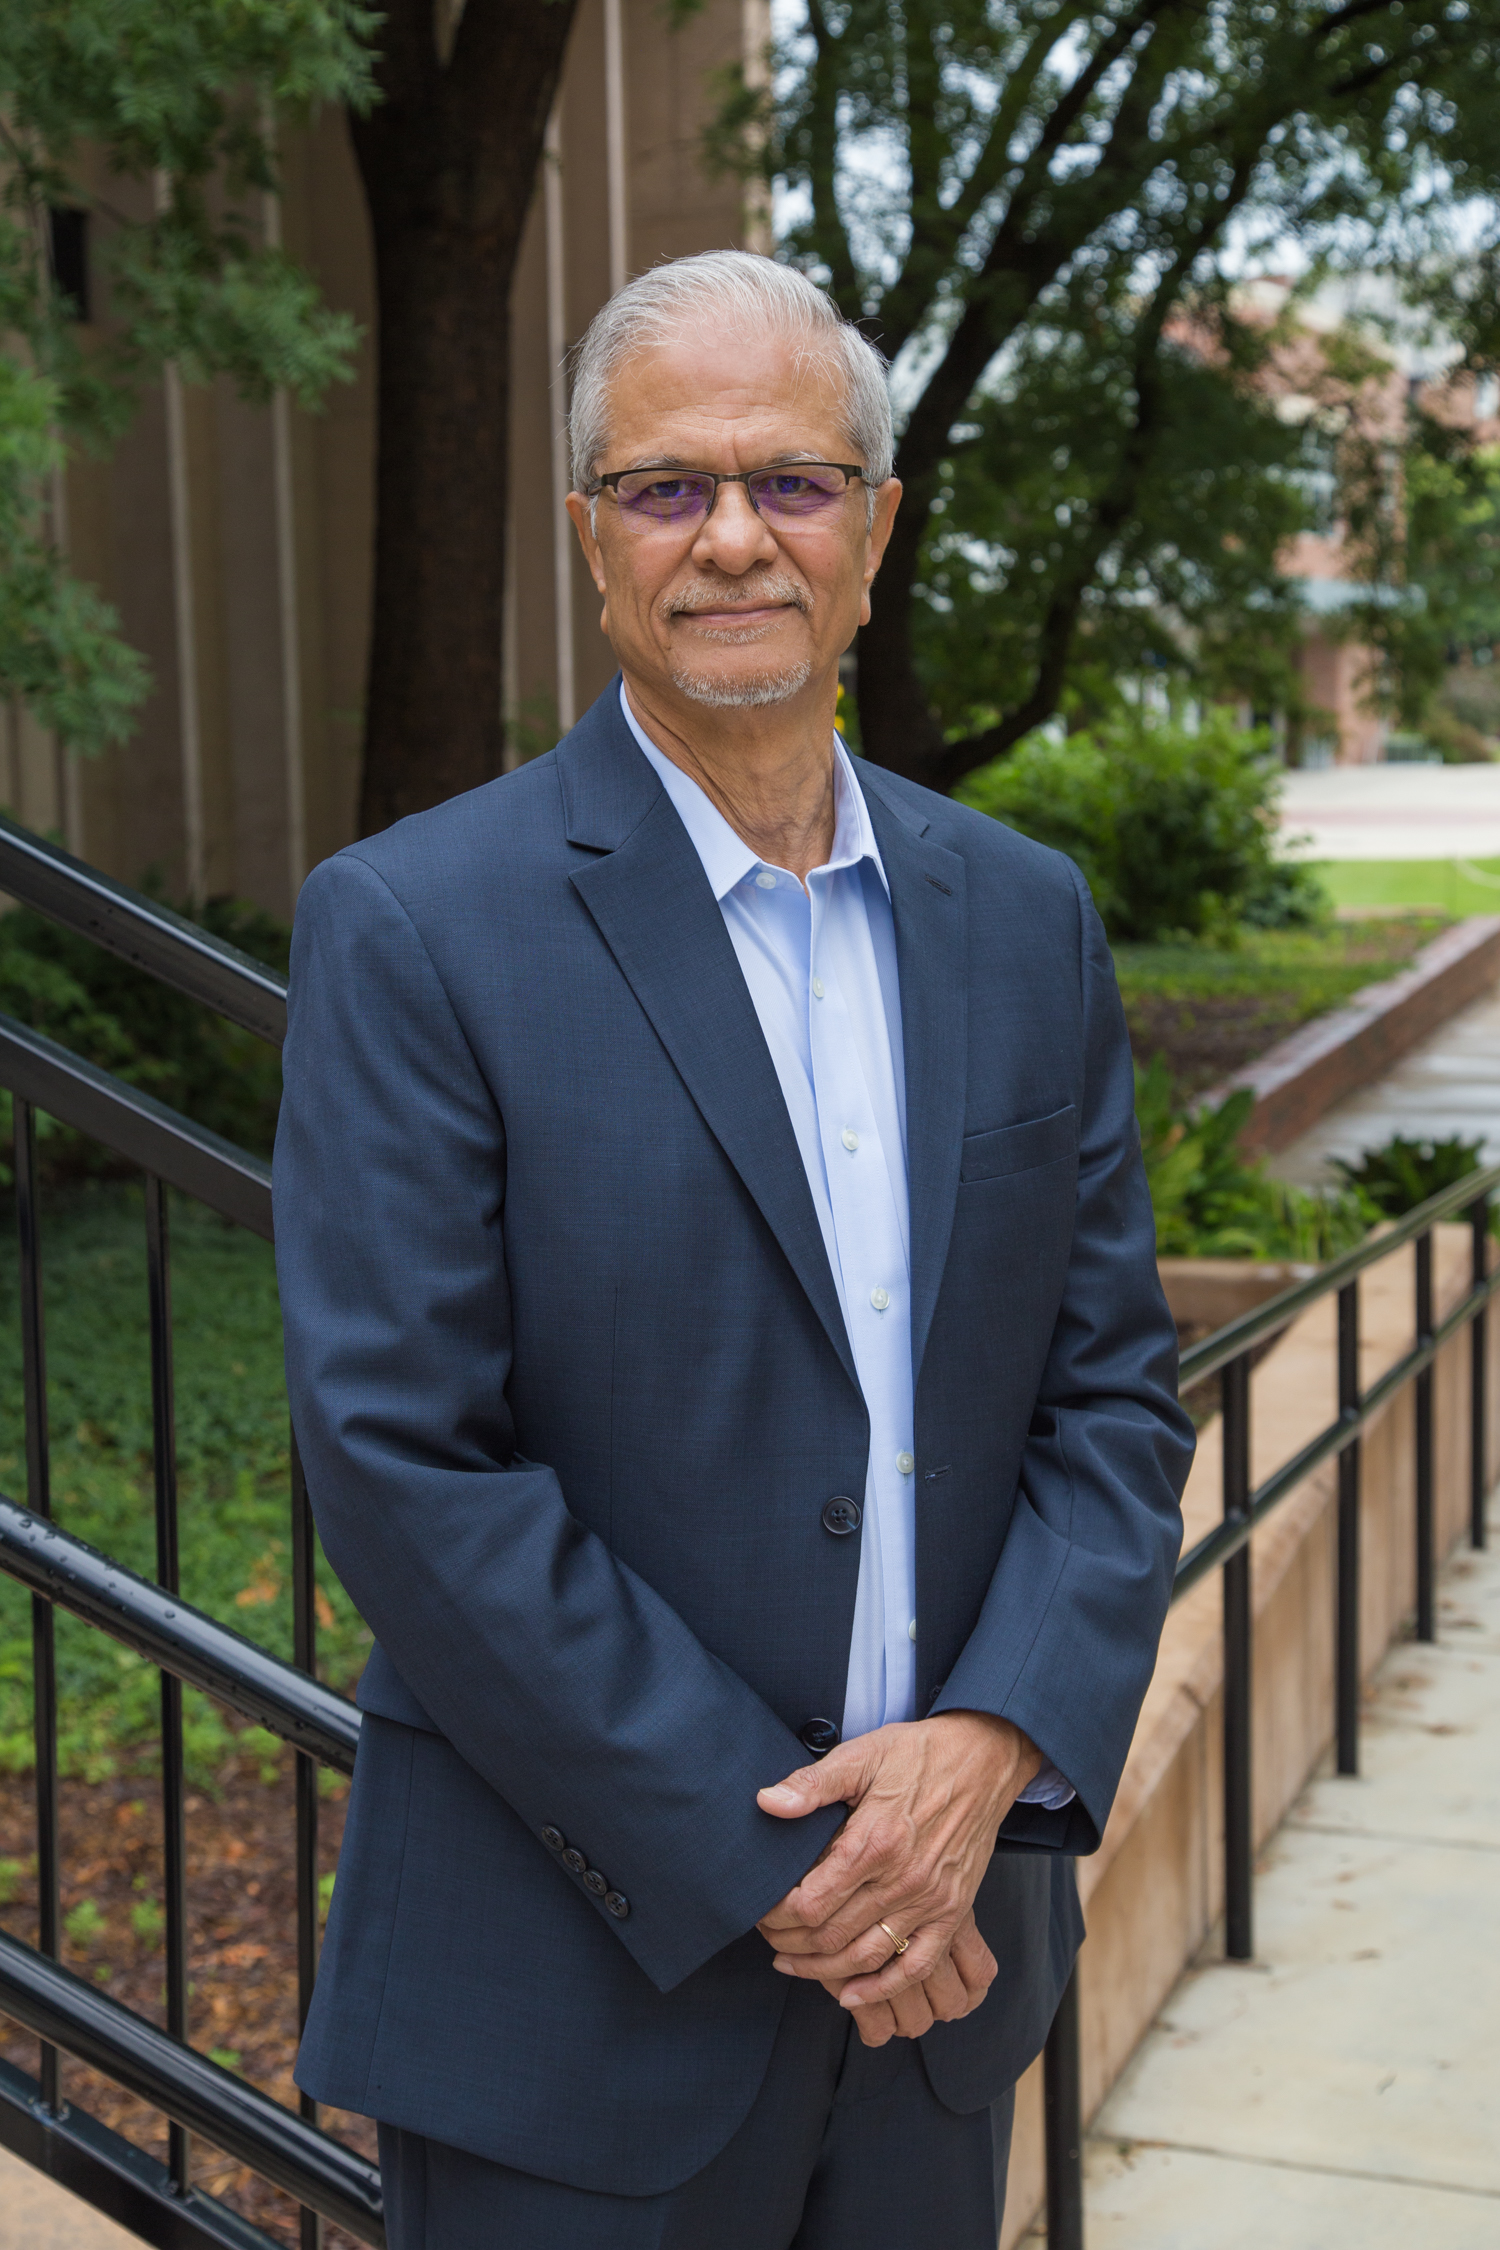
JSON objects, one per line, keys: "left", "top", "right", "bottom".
{"left": 621, "top": 685, "right": 1072, "bottom": 1807}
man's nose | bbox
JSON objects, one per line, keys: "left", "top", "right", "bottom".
{"left": 690, "top": 480, "right": 780, "bottom": 572}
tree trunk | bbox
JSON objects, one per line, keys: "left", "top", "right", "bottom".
{"left": 350, "top": 0, "right": 579, "bottom": 836}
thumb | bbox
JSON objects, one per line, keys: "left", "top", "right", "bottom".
{"left": 758, "top": 1740, "right": 872, "bottom": 1819}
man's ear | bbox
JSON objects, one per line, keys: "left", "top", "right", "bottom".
{"left": 859, "top": 479, "right": 902, "bottom": 627}
{"left": 564, "top": 491, "right": 609, "bottom": 600}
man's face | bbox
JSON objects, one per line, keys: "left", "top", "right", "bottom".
{"left": 566, "top": 329, "right": 900, "bottom": 716}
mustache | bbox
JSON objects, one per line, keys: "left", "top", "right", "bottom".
{"left": 662, "top": 574, "right": 811, "bottom": 619}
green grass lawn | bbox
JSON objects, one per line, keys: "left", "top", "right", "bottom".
{"left": 0, "top": 1184, "right": 369, "bottom": 1784}
{"left": 1307, "top": 857, "right": 1500, "bottom": 916}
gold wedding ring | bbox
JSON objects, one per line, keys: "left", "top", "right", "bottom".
{"left": 878, "top": 1920, "right": 909, "bottom": 1957}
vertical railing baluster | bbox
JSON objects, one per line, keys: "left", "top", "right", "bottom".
{"left": 1336, "top": 1279, "right": 1362, "bottom": 1776}
{"left": 1414, "top": 1231, "right": 1435, "bottom": 1643}
{"left": 1473, "top": 1197, "right": 1490, "bottom": 1554}
{"left": 1043, "top": 1964, "right": 1084, "bottom": 2250}
{"left": 146, "top": 1176, "right": 191, "bottom": 2197}
{"left": 1221, "top": 1350, "right": 1253, "bottom": 1961}
{"left": 291, "top": 1430, "right": 324, "bottom": 2250}
{"left": 15, "top": 1098, "right": 60, "bottom": 2114}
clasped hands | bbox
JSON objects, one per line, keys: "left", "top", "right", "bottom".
{"left": 755, "top": 1710, "right": 1042, "bottom": 2049}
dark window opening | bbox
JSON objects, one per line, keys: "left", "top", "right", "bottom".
{"left": 48, "top": 207, "right": 90, "bottom": 322}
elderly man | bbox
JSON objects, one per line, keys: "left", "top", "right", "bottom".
{"left": 275, "top": 250, "right": 1193, "bottom": 2249}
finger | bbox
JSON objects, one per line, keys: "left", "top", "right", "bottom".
{"left": 838, "top": 1924, "right": 952, "bottom": 2012}
{"left": 918, "top": 1949, "right": 972, "bottom": 2024}
{"left": 770, "top": 1913, "right": 913, "bottom": 1982}
{"left": 850, "top": 1997, "right": 901, "bottom": 2048}
{"left": 888, "top": 1980, "right": 936, "bottom": 2040}
{"left": 757, "top": 1738, "right": 877, "bottom": 1821}
{"left": 948, "top": 1915, "right": 998, "bottom": 2007}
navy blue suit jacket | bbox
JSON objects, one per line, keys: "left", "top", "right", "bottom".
{"left": 275, "top": 683, "right": 1193, "bottom": 2194}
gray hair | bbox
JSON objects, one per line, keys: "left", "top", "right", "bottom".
{"left": 567, "top": 251, "right": 894, "bottom": 514}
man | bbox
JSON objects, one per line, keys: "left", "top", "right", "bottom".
{"left": 275, "top": 250, "right": 1193, "bottom": 2248}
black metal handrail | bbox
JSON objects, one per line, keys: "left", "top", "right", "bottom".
{"left": 0, "top": 1933, "right": 382, "bottom": 2243}
{"left": 1041, "top": 1163, "right": 1498, "bottom": 2248}
{"left": 0, "top": 1495, "right": 360, "bottom": 1772}
{"left": 0, "top": 814, "right": 287, "bottom": 1046}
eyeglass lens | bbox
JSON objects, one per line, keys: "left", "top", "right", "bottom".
{"left": 614, "top": 466, "right": 851, "bottom": 529}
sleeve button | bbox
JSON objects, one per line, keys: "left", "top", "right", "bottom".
{"left": 561, "top": 1847, "right": 587, "bottom": 1875}
{"left": 605, "top": 1892, "right": 631, "bottom": 1919}
{"left": 541, "top": 1826, "right": 565, "bottom": 1851}
{"left": 583, "top": 1869, "right": 607, "bottom": 1895}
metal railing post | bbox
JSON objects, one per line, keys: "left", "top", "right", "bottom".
{"left": 291, "top": 1432, "right": 325, "bottom": 2250}
{"left": 1473, "top": 1198, "right": 1490, "bottom": 1553}
{"left": 145, "top": 1176, "right": 191, "bottom": 2197}
{"left": 1043, "top": 1965, "right": 1084, "bottom": 2250}
{"left": 15, "top": 1098, "right": 60, "bottom": 2115}
{"left": 1415, "top": 1231, "right": 1435, "bottom": 1643}
{"left": 1336, "top": 1279, "right": 1362, "bottom": 1776}
{"left": 1221, "top": 1351, "right": 1253, "bottom": 1960}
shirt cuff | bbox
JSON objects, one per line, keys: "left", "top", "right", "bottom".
{"left": 1015, "top": 1759, "right": 1075, "bottom": 1811}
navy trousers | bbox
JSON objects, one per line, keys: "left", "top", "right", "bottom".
{"left": 377, "top": 1976, "right": 1014, "bottom": 2249}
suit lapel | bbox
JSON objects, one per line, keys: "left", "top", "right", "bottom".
{"left": 857, "top": 768, "right": 969, "bottom": 1388}
{"left": 560, "top": 690, "right": 859, "bottom": 1395}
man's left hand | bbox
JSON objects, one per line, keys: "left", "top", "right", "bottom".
{"left": 755, "top": 1711, "right": 1042, "bottom": 2013}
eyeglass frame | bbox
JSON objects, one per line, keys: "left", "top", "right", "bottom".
{"left": 585, "top": 460, "right": 871, "bottom": 531}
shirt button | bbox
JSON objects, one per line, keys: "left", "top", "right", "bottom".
{"left": 896, "top": 1451, "right": 914, "bottom": 1475}
{"left": 870, "top": 1286, "right": 890, "bottom": 1312}
{"left": 841, "top": 1128, "right": 859, "bottom": 1152}
{"left": 755, "top": 871, "right": 776, "bottom": 889}
{"left": 908, "top": 1618, "right": 918, "bottom": 1642}
{"left": 812, "top": 977, "right": 825, "bottom": 999}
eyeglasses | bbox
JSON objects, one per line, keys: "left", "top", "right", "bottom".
{"left": 587, "top": 462, "right": 868, "bottom": 533}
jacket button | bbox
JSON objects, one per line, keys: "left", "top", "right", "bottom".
{"left": 561, "top": 1847, "right": 587, "bottom": 1875}
{"left": 605, "top": 1892, "right": 630, "bottom": 1919}
{"left": 821, "top": 1496, "right": 861, "bottom": 1536}
{"left": 799, "top": 1717, "right": 841, "bottom": 1756}
{"left": 541, "top": 1827, "right": 565, "bottom": 1852}
{"left": 583, "top": 1869, "right": 607, "bottom": 1896}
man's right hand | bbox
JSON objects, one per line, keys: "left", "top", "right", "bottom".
{"left": 807, "top": 1908, "right": 997, "bottom": 2049}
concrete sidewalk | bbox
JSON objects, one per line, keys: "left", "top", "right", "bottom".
{"left": 1078, "top": 1499, "right": 1500, "bottom": 2248}
{"left": 1279, "top": 764, "right": 1500, "bottom": 862}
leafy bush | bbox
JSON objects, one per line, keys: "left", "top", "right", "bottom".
{"left": 0, "top": 888, "right": 287, "bottom": 1180}
{"left": 1333, "top": 1132, "right": 1495, "bottom": 1223}
{"left": 958, "top": 707, "right": 1329, "bottom": 941}
{"left": 1136, "top": 1058, "right": 1371, "bottom": 1260}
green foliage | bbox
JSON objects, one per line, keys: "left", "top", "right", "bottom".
{"left": 0, "top": 1185, "right": 368, "bottom": 1784}
{"left": 63, "top": 1894, "right": 104, "bottom": 1946}
{"left": 0, "top": 887, "right": 287, "bottom": 1179}
{"left": 0, "top": 1853, "right": 22, "bottom": 1904}
{"left": 716, "top": 0, "right": 1500, "bottom": 784}
{"left": 1332, "top": 1133, "right": 1492, "bottom": 1222}
{"left": 958, "top": 707, "right": 1328, "bottom": 942}
{"left": 1136, "top": 1058, "right": 1372, "bottom": 1262}
{"left": 0, "top": 0, "right": 376, "bottom": 755}
{"left": 129, "top": 1893, "right": 164, "bottom": 1942}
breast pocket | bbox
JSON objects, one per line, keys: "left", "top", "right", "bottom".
{"left": 959, "top": 1104, "right": 1077, "bottom": 1185}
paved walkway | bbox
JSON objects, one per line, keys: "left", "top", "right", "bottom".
{"left": 1278, "top": 764, "right": 1500, "bottom": 862}
{"left": 1270, "top": 978, "right": 1500, "bottom": 1187}
{"left": 1079, "top": 1498, "right": 1500, "bottom": 2248}
{"left": 0, "top": 2145, "right": 136, "bottom": 2247}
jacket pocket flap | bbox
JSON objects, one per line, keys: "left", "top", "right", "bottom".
{"left": 960, "top": 1104, "right": 1077, "bottom": 1184}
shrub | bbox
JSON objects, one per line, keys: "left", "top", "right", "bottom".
{"left": 1136, "top": 1057, "right": 1371, "bottom": 1260}
{"left": 1333, "top": 1132, "right": 1494, "bottom": 1222}
{"left": 957, "top": 707, "right": 1329, "bottom": 941}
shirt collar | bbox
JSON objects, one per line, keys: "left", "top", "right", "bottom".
{"left": 618, "top": 678, "right": 890, "bottom": 903}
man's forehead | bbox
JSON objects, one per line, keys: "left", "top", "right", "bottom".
{"left": 603, "top": 331, "right": 849, "bottom": 442}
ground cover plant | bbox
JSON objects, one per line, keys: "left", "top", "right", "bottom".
{"left": 1115, "top": 918, "right": 1448, "bottom": 1098}
{"left": 0, "top": 1184, "right": 367, "bottom": 1784}
{"left": 1334, "top": 1132, "right": 1497, "bottom": 1227}
{"left": 1315, "top": 857, "right": 1500, "bottom": 919}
